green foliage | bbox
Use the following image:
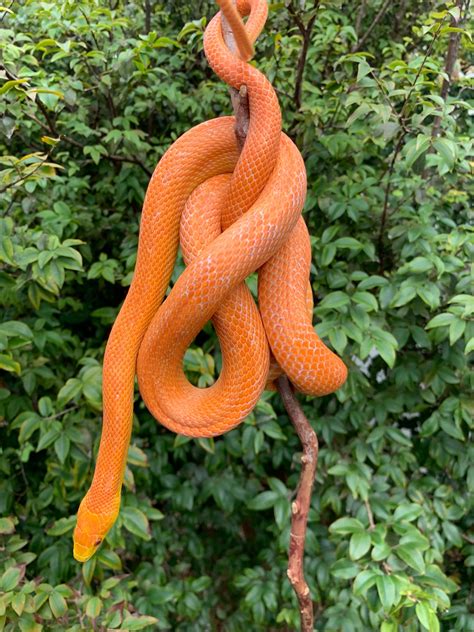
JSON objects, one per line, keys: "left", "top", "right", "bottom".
{"left": 0, "top": 0, "right": 472, "bottom": 630}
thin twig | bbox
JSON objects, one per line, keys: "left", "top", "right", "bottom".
{"left": 0, "top": 153, "right": 51, "bottom": 194}
{"left": 0, "top": 0, "right": 14, "bottom": 24}
{"left": 431, "top": 0, "right": 468, "bottom": 139}
{"left": 221, "top": 5, "right": 319, "bottom": 630}
{"left": 287, "top": 1, "right": 320, "bottom": 112}
{"left": 43, "top": 405, "right": 79, "bottom": 420}
{"left": 28, "top": 100, "right": 152, "bottom": 175}
{"left": 365, "top": 499, "right": 375, "bottom": 530}
{"left": 277, "top": 376, "right": 318, "bottom": 632}
{"left": 351, "top": 0, "right": 391, "bottom": 53}
{"left": 220, "top": 11, "right": 250, "bottom": 150}
{"left": 354, "top": 0, "right": 366, "bottom": 39}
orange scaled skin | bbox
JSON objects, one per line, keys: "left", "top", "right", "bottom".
{"left": 73, "top": 0, "right": 347, "bottom": 563}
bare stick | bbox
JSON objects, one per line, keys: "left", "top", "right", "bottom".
{"left": 221, "top": 7, "right": 319, "bottom": 630}
{"left": 220, "top": 12, "right": 250, "bottom": 150}
{"left": 277, "top": 376, "right": 318, "bottom": 632}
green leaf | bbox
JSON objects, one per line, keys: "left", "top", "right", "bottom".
{"left": 404, "top": 134, "right": 431, "bottom": 168}
{"left": 0, "top": 320, "right": 33, "bottom": 339}
{"left": 0, "top": 567, "right": 21, "bottom": 591}
{"left": 328, "top": 328, "right": 347, "bottom": 354}
{"left": 352, "top": 291, "right": 378, "bottom": 312}
{"left": 197, "top": 437, "right": 215, "bottom": 453}
{"left": 329, "top": 517, "right": 364, "bottom": 534}
{"left": 121, "top": 506, "right": 151, "bottom": 540}
{"left": 397, "top": 544, "right": 426, "bottom": 573}
{"left": 405, "top": 256, "right": 433, "bottom": 273}
{"left": 349, "top": 531, "right": 371, "bottom": 560}
{"left": 440, "top": 417, "right": 464, "bottom": 441}
{"left": 97, "top": 549, "right": 122, "bottom": 570}
{"left": 376, "top": 575, "right": 397, "bottom": 610}
{"left": 49, "top": 591, "right": 67, "bottom": 618}
{"left": 0, "top": 517, "right": 15, "bottom": 534}
{"left": 0, "top": 353, "right": 21, "bottom": 374}
{"left": 54, "top": 434, "right": 70, "bottom": 463}
{"left": 391, "top": 285, "right": 416, "bottom": 307}
{"left": 449, "top": 318, "right": 465, "bottom": 345}
{"left": 120, "top": 615, "right": 159, "bottom": 630}
{"left": 416, "top": 602, "right": 440, "bottom": 632}
{"left": 57, "top": 378, "right": 82, "bottom": 405}
{"left": 274, "top": 497, "right": 290, "bottom": 529}
{"left": 358, "top": 275, "right": 388, "bottom": 290}
{"left": 318, "top": 291, "right": 350, "bottom": 310}
{"left": 86, "top": 596, "right": 102, "bottom": 619}
{"left": 46, "top": 516, "right": 76, "bottom": 536}
{"left": 261, "top": 420, "right": 286, "bottom": 440}
{"left": 393, "top": 503, "right": 422, "bottom": 522}
{"left": 334, "top": 237, "right": 362, "bottom": 250}
{"left": 465, "top": 338, "right": 474, "bottom": 354}
{"left": 353, "top": 569, "right": 377, "bottom": 596}
{"left": 247, "top": 491, "right": 279, "bottom": 511}
{"left": 374, "top": 337, "right": 396, "bottom": 367}
{"left": 433, "top": 138, "right": 457, "bottom": 169}
{"left": 426, "top": 312, "right": 454, "bottom": 328}
{"left": 357, "top": 61, "right": 372, "bottom": 82}
{"left": 11, "top": 592, "right": 26, "bottom": 616}
{"left": 0, "top": 79, "right": 29, "bottom": 95}
{"left": 442, "top": 521, "right": 463, "bottom": 547}
{"left": 330, "top": 559, "right": 359, "bottom": 579}
{"left": 127, "top": 444, "right": 149, "bottom": 467}
{"left": 82, "top": 557, "right": 96, "bottom": 586}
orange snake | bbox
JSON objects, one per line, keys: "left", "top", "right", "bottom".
{"left": 73, "top": 0, "right": 347, "bottom": 562}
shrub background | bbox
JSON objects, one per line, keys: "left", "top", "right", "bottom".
{"left": 0, "top": 0, "right": 472, "bottom": 630}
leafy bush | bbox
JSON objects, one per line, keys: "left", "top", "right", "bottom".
{"left": 0, "top": 0, "right": 472, "bottom": 630}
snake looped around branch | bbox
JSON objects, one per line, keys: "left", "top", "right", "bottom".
{"left": 73, "top": 0, "right": 347, "bottom": 563}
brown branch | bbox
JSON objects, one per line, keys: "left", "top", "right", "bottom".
{"left": 354, "top": 0, "right": 367, "bottom": 39}
{"left": 277, "top": 376, "right": 318, "bottom": 632}
{"left": 221, "top": 7, "right": 250, "bottom": 150}
{"left": 377, "top": 18, "right": 447, "bottom": 271}
{"left": 377, "top": 131, "right": 405, "bottom": 272}
{"left": 1, "top": 64, "right": 152, "bottom": 176}
{"left": 351, "top": 0, "right": 391, "bottom": 53}
{"left": 288, "top": 1, "right": 320, "bottom": 112}
{"left": 221, "top": 5, "right": 319, "bottom": 630}
{"left": 431, "top": 0, "right": 468, "bottom": 139}
{"left": 25, "top": 104, "right": 152, "bottom": 176}
{"left": 144, "top": 0, "right": 152, "bottom": 34}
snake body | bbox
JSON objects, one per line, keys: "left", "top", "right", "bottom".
{"left": 73, "top": 0, "right": 347, "bottom": 563}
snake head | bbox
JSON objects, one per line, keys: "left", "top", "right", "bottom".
{"left": 73, "top": 496, "right": 119, "bottom": 563}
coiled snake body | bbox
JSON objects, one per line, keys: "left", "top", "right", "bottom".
{"left": 73, "top": 0, "right": 347, "bottom": 562}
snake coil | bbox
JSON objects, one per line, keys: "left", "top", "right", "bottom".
{"left": 73, "top": 0, "right": 347, "bottom": 563}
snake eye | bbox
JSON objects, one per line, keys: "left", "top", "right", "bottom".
{"left": 94, "top": 538, "right": 102, "bottom": 546}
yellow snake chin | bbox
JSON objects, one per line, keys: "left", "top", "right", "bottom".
{"left": 73, "top": 500, "right": 117, "bottom": 563}
{"left": 73, "top": 540, "right": 97, "bottom": 563}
